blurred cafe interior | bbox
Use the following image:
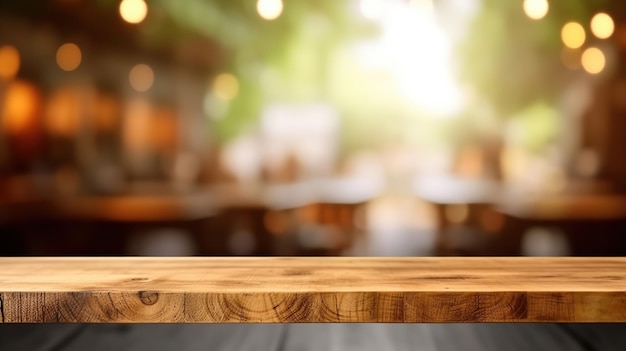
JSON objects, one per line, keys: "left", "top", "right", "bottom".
{"left": 1, "top": 0, "right": 626, "bottom": 258}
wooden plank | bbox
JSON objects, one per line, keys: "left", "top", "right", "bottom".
{"left": 1, "top": 257, "right": 626, "bottom": 323}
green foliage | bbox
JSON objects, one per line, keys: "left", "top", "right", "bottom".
{"left": 145, "top": 0, "right": 376, "bottom": 141}
{"left": 457, "top": 0, "right": 609, "bottom": 117}
{"left": 510, "top": 101, "right": 558, "bottom": 152}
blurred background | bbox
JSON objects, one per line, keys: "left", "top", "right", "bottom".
{"left": 1, "top": 0, "right": 626, "bottom": 257}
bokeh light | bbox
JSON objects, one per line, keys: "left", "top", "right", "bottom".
{"left": 2, "top": 0, "right": 626, "bottom": 261}
{"left": 523, "top": 0, "right": 549, "bottom": 20}
{"left": 581, "top": 47, "right": 606, "bottom": 74}
{"left": 0, "top": 45, "right": 20, "bottom": 80}
{"left": 213, "top": 73, "right": 239, "bottom": 100}
{"left": 561, "top": 22, "right": 585, "bottom": 49}
{"left": 56, "top": 43, "right": 82, "bottom": 71}
{"left": 590, "top": 12, "right": 614, "bottom": 39}
{"left": 257, "top": 0, "right": 283, "bottom": 21}
{"left": 123, "top": 98, "right": 152, "bottom": 151}
{"left": 129, "top": 64, "right": 154, "bottom": 92}
{"left": 119, "top": 0, "right": 148, "bottom": 24}
{"left": 45, "top": 88, "right": 80, "bottom": 137}
{"left": 2, "top": 81, "right": 40, "bottom": 134}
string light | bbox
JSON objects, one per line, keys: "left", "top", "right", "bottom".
{"left": 561, "top": 22, "right": 585, "bottom": 49}
{"left": 257, "top": 0, "right": 283, "bottom": 20}
{"left": 523, "top": 0, "right": 548, "bottom": 20}
{"left": 581, "top": 47, "right": 606, "bottom": 74}
{"left": 590, "top": 13, "right": 614, "bottom": 39}
{"left": 119, "top": 0, "right": 148, "bottom": 24}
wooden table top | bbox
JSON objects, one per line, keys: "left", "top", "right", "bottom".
{"left": 496, "top": 194, "right": 626, "bottom": 221}
{"left": 1, "top": 257, "right": 625, "bottom": 323}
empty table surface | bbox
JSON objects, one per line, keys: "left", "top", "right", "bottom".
{"left": 1, "top": 257, "right": 625, "bottom": 323}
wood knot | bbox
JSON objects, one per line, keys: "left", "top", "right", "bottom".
{"left": 138, "top": 291, "right": 159, "bottom": 305}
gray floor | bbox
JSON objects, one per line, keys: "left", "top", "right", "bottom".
{"left": 1, "top": 324, "right": 624, "bottom": 351}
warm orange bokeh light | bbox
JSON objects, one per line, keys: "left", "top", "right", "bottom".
{"left": 0, "top": 45, "right": 20, "bottom": 80}
{"left": 123, "top": 98, "right": 152, "bottom": 151}
{"left": 2, "top": 81, "right": 40, "bottom": 134}
{"left": 56, "top": 43, "right": 82, "bottom": 71}
{"left": 561, "top": 22, "right": 585, "bottom": 49}
{"left": 591, "top": 12, "right": 615, "bottom": 39}
{"left": 581, "top": 47, "right": 606, "bottom": 74}
{"left": 129, "top": 64, "right": 154, "bottom": 92}
{"left": 45, "top": 88, "right": 81, "bottom": 137}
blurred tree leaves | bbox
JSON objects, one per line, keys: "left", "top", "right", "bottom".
{"left": 140, "top": 0, "right": 376, "bottom": 141}
{"left": 458, "top": 0, "right": 609, "bottom": 117}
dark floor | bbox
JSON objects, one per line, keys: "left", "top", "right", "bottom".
{"left": 1, "top": 324, "right": 625, "bottom": 351}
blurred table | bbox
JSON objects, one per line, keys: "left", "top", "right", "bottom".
{"left": 0, "top": 177, "right": 380, "bottom": 256}
{"left": 0, "top": 184, "right": 219, "bottom": 256}
{"left": 57, "top": 193, "right": 218, "bottom": 222}
{"left": 412, "top": 175, "right": 501, "bottom": 255}
{"left": 209, "top": 178, "right": 380, "bottom": 255}
{"left": 412, "top": 175, "right": 626, "bottom": 256}
{"left": 495, "top": 194, "right": 626, "bottom": 256}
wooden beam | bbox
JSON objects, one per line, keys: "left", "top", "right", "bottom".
{"left": 1, "top": 257, "right": 625, "bottom": 323}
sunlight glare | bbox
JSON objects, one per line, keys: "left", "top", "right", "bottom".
{"left": 354, "top": 0, "right": 464, "bottom": 117}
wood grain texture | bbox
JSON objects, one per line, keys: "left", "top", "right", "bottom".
{"left": 1, "top": 257, "right": 625, "bottom": 323}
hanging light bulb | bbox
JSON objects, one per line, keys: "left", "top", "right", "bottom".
{"left": 257, "top": 0, "right": 283, "bottom": 20}
{"left": 119, "top": 0, "right": 148, "bottom": 24}
{"left": 590, "top": 12, "right": 615, "bottom": 39}
{"left": 523, "top": 0, "right": 548, "bottom": 20}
